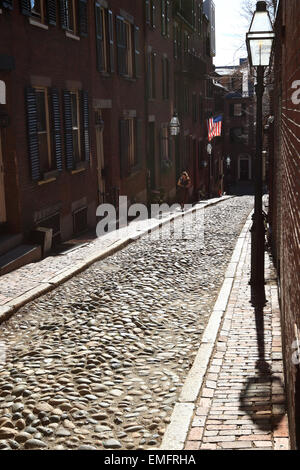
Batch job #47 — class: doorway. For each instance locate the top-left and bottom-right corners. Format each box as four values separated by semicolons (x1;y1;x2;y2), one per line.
95;109;106;205
0;130;6;224
239;155;252;181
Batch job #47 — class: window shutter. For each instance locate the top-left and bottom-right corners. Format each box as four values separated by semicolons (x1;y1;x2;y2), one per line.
63;90;74;170
108;10;114;73
145;0;150;25
95;2;104;72
161;0;166;36
119;119;129;178
50;88;63;172
134;26;141;79
136;119;143;167
25;87;41;181
152;1;156;28
81;90;90;162
2;0;13;10
78;0;88;37
162;58;165;100
152;52;156;99
46;0;57;25
20;0;31;15
116;16;126;76
166;0;170;36
59;0;67;30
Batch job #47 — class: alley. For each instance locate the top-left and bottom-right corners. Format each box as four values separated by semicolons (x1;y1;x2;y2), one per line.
0;197;253;450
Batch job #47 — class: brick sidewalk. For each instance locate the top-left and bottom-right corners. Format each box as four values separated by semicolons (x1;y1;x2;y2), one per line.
184;229;290;451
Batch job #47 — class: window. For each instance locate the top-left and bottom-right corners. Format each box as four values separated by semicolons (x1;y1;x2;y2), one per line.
146;0;156;28
184;85;190;114
161;0;170;37
119;117;142;177
25;86;63;181
95;4;108;72
65;0;76;32
70;91;81;162
161;126;170;161
116;17;137;78
125;21;133;77
173;22;181;60
230;103;242;117
184;31;190;54
60;0;88;36
35;87;52;173
197;2;202;35
30;0;44;21
162;57;170;100
147;51;156;99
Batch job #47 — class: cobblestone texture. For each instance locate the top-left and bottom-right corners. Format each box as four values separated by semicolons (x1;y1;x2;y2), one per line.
0;197;253;450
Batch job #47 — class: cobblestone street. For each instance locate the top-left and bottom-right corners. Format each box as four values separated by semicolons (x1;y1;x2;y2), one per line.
0;197;253;450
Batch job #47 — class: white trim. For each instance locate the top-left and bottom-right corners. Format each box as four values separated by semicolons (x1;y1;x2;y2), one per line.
65;31;80;41
29;18;49;30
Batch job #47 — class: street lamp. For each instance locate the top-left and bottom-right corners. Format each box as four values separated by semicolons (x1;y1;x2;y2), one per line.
246;1;274;291
169;112;180;136
226;156;231;168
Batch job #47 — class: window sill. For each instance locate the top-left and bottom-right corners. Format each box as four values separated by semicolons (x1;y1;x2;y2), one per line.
38;177;57;186
65;31;80;41
29;18;49;30
71;161;88;175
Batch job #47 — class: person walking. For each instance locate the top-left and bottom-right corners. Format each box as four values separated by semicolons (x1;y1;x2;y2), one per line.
177;171;191;210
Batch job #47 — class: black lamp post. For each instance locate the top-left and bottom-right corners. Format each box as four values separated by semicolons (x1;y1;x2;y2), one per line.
246;1;274;291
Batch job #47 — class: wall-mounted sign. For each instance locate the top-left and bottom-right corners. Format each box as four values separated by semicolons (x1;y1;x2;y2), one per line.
0;80;5;105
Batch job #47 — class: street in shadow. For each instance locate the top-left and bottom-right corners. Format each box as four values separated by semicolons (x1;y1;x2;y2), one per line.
239;285;286;432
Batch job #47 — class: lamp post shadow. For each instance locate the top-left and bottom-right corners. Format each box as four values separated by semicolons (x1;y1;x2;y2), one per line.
239;285;286;432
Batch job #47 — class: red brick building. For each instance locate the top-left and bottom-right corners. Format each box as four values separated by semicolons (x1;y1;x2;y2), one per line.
269;0;300;449
0;0;219;271
0;0;146;248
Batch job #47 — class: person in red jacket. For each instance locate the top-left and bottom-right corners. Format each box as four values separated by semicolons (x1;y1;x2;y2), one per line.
177;171;192;210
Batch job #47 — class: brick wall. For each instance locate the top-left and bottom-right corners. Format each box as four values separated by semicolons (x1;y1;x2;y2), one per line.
270;0;300;449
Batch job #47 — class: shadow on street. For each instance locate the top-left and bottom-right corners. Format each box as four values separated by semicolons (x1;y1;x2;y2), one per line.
239;285;286;432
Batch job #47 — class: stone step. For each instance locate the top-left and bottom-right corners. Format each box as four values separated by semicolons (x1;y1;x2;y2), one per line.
0;244;42;276
0;233;23;256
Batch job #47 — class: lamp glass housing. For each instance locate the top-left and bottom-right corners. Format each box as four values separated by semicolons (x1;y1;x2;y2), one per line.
169;114;180;136
246;5;274;67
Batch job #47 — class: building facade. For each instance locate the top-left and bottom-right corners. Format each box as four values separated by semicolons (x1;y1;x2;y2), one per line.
269;0;300;449
0;0;219;268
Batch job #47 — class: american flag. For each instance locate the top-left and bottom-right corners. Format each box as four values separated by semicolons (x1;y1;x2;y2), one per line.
208;115;223;141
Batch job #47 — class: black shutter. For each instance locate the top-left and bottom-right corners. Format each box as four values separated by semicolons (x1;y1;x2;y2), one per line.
2;0;13;10
46;0;57;26
119;119;129;178
95;2;104;72
50;88;63;172
81;90;90;162
25;87;41;181
166;0;170;36
63;90;74;170
59;0;67;29
145;0;150;25
116;16;126;76
108;10;114;73
20;0;31;15
78;0;88;37
134;26;141;79
136;119;143;167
